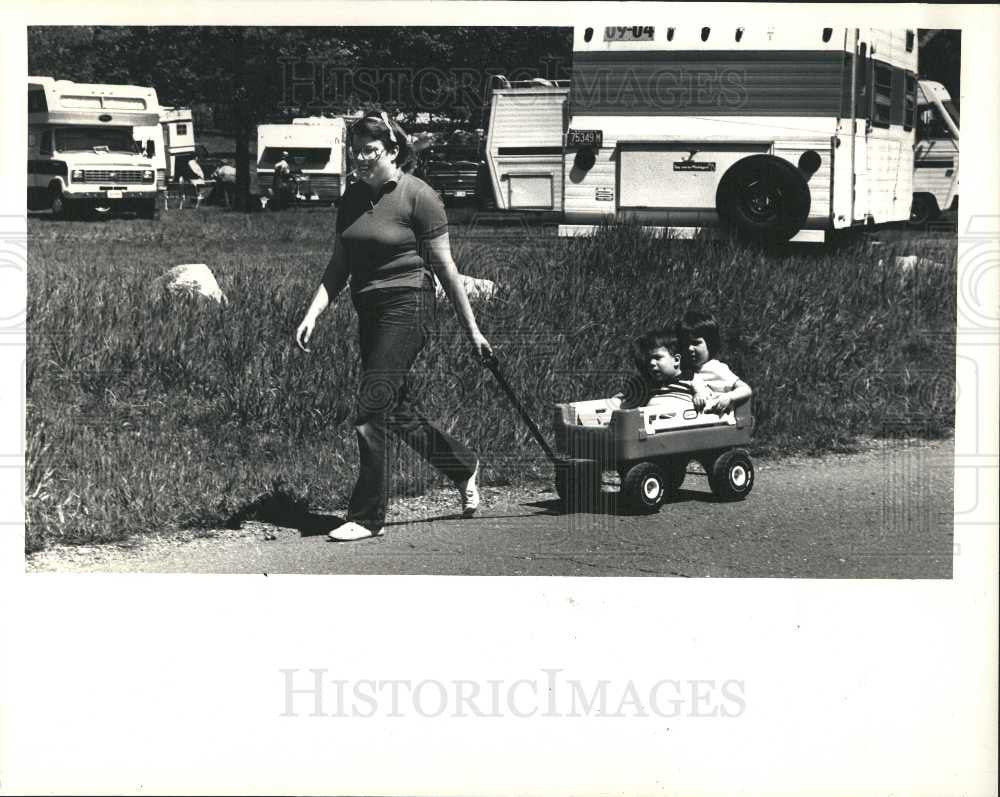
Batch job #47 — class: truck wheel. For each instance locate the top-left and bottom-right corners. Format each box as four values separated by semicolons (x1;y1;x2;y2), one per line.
621;462;667;514
50;190;75;220
908;194;939;226
716;155;811;243
138;199;159;221
708;449;755;500
554;459;601;512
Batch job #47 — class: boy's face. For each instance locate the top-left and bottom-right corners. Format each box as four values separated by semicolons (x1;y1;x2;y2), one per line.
687;336;711;368
647;347;682;382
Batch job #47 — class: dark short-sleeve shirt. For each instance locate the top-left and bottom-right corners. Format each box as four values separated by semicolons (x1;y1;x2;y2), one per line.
330;173;448;295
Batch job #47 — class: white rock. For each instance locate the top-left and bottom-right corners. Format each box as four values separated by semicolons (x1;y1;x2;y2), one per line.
435;275;497;302
159;263;228;304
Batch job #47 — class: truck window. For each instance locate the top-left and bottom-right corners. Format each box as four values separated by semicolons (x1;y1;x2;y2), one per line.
54;126;138;153
40;130;53;155
917;105;955;140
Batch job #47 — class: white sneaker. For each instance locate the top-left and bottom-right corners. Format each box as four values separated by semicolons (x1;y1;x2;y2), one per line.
457;461;481;517
327;521;384;542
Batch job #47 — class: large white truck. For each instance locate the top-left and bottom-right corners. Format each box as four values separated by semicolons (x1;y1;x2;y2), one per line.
560;25;920;243
483;77;569;212
133;106;198;190
911;79;959;224
28;76;160;220
255;116;348;204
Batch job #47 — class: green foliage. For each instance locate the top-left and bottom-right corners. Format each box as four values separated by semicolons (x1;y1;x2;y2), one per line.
25;212;956;552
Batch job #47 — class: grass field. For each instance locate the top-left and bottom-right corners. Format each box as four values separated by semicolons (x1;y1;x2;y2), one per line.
25;208;957;552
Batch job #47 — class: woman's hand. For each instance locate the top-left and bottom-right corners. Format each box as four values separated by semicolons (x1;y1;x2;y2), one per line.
295;316;316;353
470;330;493;362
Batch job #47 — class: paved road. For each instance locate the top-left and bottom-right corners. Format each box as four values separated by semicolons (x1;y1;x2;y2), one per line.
27;439;954;578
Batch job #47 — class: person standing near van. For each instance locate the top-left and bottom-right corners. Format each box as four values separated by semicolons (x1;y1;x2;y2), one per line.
295;111;492;542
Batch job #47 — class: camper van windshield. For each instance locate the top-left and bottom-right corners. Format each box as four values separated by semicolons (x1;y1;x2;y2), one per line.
54;127;137;153
943;100;959;130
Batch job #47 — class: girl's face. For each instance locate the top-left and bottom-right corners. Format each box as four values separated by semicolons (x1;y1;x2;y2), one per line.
350;134;398;187
687;336;711;368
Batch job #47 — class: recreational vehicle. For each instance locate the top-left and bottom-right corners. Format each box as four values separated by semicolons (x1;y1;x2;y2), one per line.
483;77;569;213
911;79;959;224
255;116;348;204
561;26;920;242
134;106;199;190
28;76;160;219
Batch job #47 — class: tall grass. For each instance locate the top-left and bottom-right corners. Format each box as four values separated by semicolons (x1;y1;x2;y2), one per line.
25;210;956;551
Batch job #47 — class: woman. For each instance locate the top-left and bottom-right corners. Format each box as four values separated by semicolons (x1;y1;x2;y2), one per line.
296;111;492;542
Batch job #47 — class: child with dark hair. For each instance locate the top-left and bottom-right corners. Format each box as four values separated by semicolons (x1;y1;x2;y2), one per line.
675;309;752;415
615;329;702;410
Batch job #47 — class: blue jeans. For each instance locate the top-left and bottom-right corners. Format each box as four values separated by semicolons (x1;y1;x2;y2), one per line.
347;286;478;530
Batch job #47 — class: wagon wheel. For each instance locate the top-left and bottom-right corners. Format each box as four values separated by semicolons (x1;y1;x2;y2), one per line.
621;461;668;514
707;449;755;501
716;155;811;243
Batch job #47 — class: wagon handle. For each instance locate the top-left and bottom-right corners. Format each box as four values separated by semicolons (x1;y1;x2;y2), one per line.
481;353;559;465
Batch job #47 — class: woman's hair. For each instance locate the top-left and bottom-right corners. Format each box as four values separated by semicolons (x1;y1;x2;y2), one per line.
676;309;721;357
630;328;680;372
348;110;416;173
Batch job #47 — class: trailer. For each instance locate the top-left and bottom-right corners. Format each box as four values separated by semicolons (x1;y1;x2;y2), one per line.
28;76;160;219
133;107;198;191
255;116;348;204
483;77;569;213
560;25;920;243
911;79;959;224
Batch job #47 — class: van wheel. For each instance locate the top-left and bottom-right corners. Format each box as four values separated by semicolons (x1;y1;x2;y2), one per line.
716;155;811;243
621;462;667;514
50;190;75;220
908;194;939;226
138;199;159;221
708;449;755;501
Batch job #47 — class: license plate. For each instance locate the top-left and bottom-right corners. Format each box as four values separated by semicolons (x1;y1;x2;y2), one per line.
453;190;467;197
567;129;603;148
673;162;716;172
604;26;655;42
106;190;123;199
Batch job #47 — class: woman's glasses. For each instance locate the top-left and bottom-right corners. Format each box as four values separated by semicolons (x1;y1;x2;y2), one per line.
352;145;386;162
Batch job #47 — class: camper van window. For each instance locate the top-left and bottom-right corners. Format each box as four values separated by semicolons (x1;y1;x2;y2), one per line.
177;123;188;136
904;75;916;132
260;147;332;170
54;127;137;153
872;63;892;128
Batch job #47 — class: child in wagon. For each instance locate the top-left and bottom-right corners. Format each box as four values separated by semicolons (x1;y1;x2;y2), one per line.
675;309;753;415
614;329;702;411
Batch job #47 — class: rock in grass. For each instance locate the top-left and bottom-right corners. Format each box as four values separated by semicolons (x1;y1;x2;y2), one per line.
158;263;228;304
435;274;497;303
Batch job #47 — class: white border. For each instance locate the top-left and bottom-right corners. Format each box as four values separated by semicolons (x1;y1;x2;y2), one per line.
2;4;997;796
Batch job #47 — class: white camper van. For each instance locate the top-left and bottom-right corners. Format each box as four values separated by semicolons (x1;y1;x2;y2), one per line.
911;79;959;224
483;77;569;212
255;116;348;204
134;107;198;191
28;76;159;219
561;26;920;242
